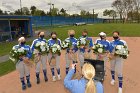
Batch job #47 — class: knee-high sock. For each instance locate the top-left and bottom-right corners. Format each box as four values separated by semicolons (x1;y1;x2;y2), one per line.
111;71;115;80
51;68;55;76
57;68;60;75
36;72;40;79
20;77;25;85
43;69;47;78
74;65;76;73
66;67;69;74
118;77;123;88
26;75;30;83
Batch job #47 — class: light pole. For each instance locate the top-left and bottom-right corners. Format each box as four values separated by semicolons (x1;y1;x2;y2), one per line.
52;4;54;9
51;4;54;26
48;3;54;27
20;0;22;15
93;9;95;23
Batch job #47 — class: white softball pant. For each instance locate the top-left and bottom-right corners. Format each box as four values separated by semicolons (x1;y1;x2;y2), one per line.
65;52;77;68
16;61;30;78
35;55;47;73
78;51;92;67
47;53;60;69
78;51;85;67
110;56;123;77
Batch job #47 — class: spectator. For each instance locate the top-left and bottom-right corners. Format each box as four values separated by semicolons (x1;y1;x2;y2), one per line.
64;63;104;93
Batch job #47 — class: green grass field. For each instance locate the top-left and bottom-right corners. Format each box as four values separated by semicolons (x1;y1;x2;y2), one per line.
0;23;140;76
0;42;17;56
35;23;140;40
0;60;15;76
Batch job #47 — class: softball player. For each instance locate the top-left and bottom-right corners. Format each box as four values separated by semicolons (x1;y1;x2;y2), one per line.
95;32;110;71
109;31;128;93
48;32;61;81
65;30;78;74
31;32;48;84
14;37;32;90
78;30;93;67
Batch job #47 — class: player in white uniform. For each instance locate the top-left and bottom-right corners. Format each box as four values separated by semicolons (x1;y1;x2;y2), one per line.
95;32;110;71
14;37;32;90
48;32;61;81
64;30;78;74
31;32;48;84
109;31;128;93
78;30;94;67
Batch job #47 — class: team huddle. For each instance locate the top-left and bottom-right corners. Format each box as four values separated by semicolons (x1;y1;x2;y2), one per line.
9;29;129;93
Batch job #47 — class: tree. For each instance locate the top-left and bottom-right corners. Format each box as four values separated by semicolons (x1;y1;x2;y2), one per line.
30;6;37;15
0;9;3;15
80;10;94;18
112;0;124;20
22;7;30;15
34;9;42;16
14;7;30;15
71;14;80;17
112;0;136;23
60;8;67;16
80;10;87;17
9;12;14;15
103;9;117;19
110;10;117;19
14;9;22;15
94;14;98;18
3;11;8;15
40;10;46;16
86;11;90;18
133;0;140;22
122;0;134;22
51;8;59;16
60;8;65;14
103;9;110;16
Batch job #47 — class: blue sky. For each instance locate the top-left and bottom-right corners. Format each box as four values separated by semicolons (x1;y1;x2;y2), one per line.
0;0;115;17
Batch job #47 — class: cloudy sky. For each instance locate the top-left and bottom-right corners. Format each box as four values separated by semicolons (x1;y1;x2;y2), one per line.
0;0;115;17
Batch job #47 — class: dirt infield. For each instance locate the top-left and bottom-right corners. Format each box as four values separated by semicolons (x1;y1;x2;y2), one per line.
0;37;140;93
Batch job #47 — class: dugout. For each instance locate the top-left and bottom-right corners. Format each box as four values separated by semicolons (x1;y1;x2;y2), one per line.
0;16;33;42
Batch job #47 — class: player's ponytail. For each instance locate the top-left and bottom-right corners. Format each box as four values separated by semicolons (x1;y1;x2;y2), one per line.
85;77;96;93
82;63;96;93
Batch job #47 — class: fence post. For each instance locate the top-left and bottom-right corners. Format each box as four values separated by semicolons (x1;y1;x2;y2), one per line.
8;19;12;41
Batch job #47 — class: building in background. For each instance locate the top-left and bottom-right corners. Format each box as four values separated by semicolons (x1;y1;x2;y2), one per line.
0;16;33;42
